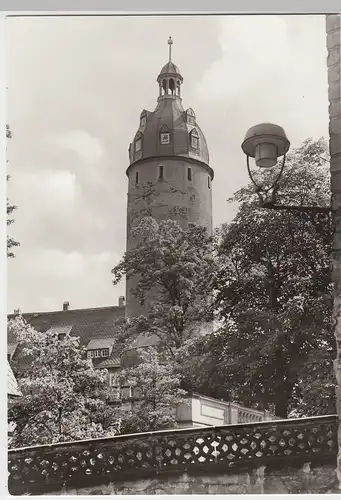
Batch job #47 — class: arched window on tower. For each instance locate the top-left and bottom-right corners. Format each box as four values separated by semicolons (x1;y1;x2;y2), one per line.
176;80;181;96
162;79;167;96
168;78;175;95
186;108;196;125
140;110;147;128
159;125;171;145
135;133;143;153
190;128;200;149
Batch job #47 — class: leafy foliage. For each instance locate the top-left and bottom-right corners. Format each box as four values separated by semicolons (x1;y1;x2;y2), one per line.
6;124;19;258
112;217;217;355
118;347;187;434
8;316;121;447
207;137;335;418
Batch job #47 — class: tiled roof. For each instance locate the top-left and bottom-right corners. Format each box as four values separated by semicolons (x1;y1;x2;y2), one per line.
86;337;115;350
8;306;126;372
8;306;125;346
45;325;73;336
96;356;121;369
8;362;21;398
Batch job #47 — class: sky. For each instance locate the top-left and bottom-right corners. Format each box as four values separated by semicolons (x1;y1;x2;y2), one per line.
6;14;329;314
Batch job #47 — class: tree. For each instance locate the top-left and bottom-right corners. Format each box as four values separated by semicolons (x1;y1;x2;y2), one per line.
112;217;217;356
8;316;121;447
118;347;187;434
205;138;334;418
6;124;19;258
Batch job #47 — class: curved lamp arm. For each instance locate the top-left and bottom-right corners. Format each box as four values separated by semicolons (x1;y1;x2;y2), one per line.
246;154;286;205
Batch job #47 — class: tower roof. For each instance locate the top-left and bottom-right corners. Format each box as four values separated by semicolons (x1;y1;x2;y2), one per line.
158;61;182;79
128;37;211;172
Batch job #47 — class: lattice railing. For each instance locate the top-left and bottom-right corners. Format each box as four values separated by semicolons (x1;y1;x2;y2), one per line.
8;415;337;495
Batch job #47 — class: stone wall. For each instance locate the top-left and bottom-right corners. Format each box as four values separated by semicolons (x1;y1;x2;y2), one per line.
326;12;341;485
48;463;339;495
125;156;213;320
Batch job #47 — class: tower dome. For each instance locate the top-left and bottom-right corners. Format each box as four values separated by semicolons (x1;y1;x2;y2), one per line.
127;36;212;176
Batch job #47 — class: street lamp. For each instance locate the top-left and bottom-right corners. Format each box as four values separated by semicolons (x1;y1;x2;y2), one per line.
241;122;331;214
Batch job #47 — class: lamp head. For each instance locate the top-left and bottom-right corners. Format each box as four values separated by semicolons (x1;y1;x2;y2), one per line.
241;123;290;168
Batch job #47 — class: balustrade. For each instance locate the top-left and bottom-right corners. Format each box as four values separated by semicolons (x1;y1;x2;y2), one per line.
8;414;337;495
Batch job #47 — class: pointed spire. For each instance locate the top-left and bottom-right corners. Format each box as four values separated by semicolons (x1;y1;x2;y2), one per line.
168;36;173;62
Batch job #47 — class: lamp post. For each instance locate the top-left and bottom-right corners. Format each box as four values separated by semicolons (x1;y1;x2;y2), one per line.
241;121;340;481
241;122;331;214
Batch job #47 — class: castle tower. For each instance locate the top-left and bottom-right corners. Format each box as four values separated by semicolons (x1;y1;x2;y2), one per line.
125;37;214;321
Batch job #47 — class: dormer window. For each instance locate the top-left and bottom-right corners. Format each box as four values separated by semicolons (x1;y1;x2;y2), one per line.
186;108;196;125
87;348;110;359
190;128;199;149
160;125;171;145
86;338;114;360
160;132;170;145
135;137;142;152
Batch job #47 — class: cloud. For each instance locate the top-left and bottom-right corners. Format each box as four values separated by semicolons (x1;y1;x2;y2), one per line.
50;130;104;165
9;168;80;217
196;16;289;102
7;248;124;312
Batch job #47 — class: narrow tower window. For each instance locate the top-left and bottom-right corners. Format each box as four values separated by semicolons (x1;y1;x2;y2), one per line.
208;176;211;188
187;167;192;181
135;171;139;184
168;78;175;95
159;165;164;179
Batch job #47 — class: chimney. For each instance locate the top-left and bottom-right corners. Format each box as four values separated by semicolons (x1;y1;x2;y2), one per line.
118;296;125;307
13;308;21;315
63;301;70;311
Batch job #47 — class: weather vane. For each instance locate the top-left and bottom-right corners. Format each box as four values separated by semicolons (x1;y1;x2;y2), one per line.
168;36;173;62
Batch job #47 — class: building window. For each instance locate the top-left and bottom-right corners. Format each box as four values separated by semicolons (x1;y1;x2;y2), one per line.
159;165;164;179
160;132;170;145
190;129;199;149
186;108;196;125
140;116;146;127
208;176;211;188
121;386;132;399
187;167;192;181
135;171;139;184
58;333;66;341
87;348;109;359
135;138;142;152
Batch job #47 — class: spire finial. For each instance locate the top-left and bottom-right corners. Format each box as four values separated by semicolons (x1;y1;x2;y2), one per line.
168;36;173;62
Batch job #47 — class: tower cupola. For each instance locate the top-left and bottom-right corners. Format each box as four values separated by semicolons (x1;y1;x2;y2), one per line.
157;36;183;99
128;37;211;171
